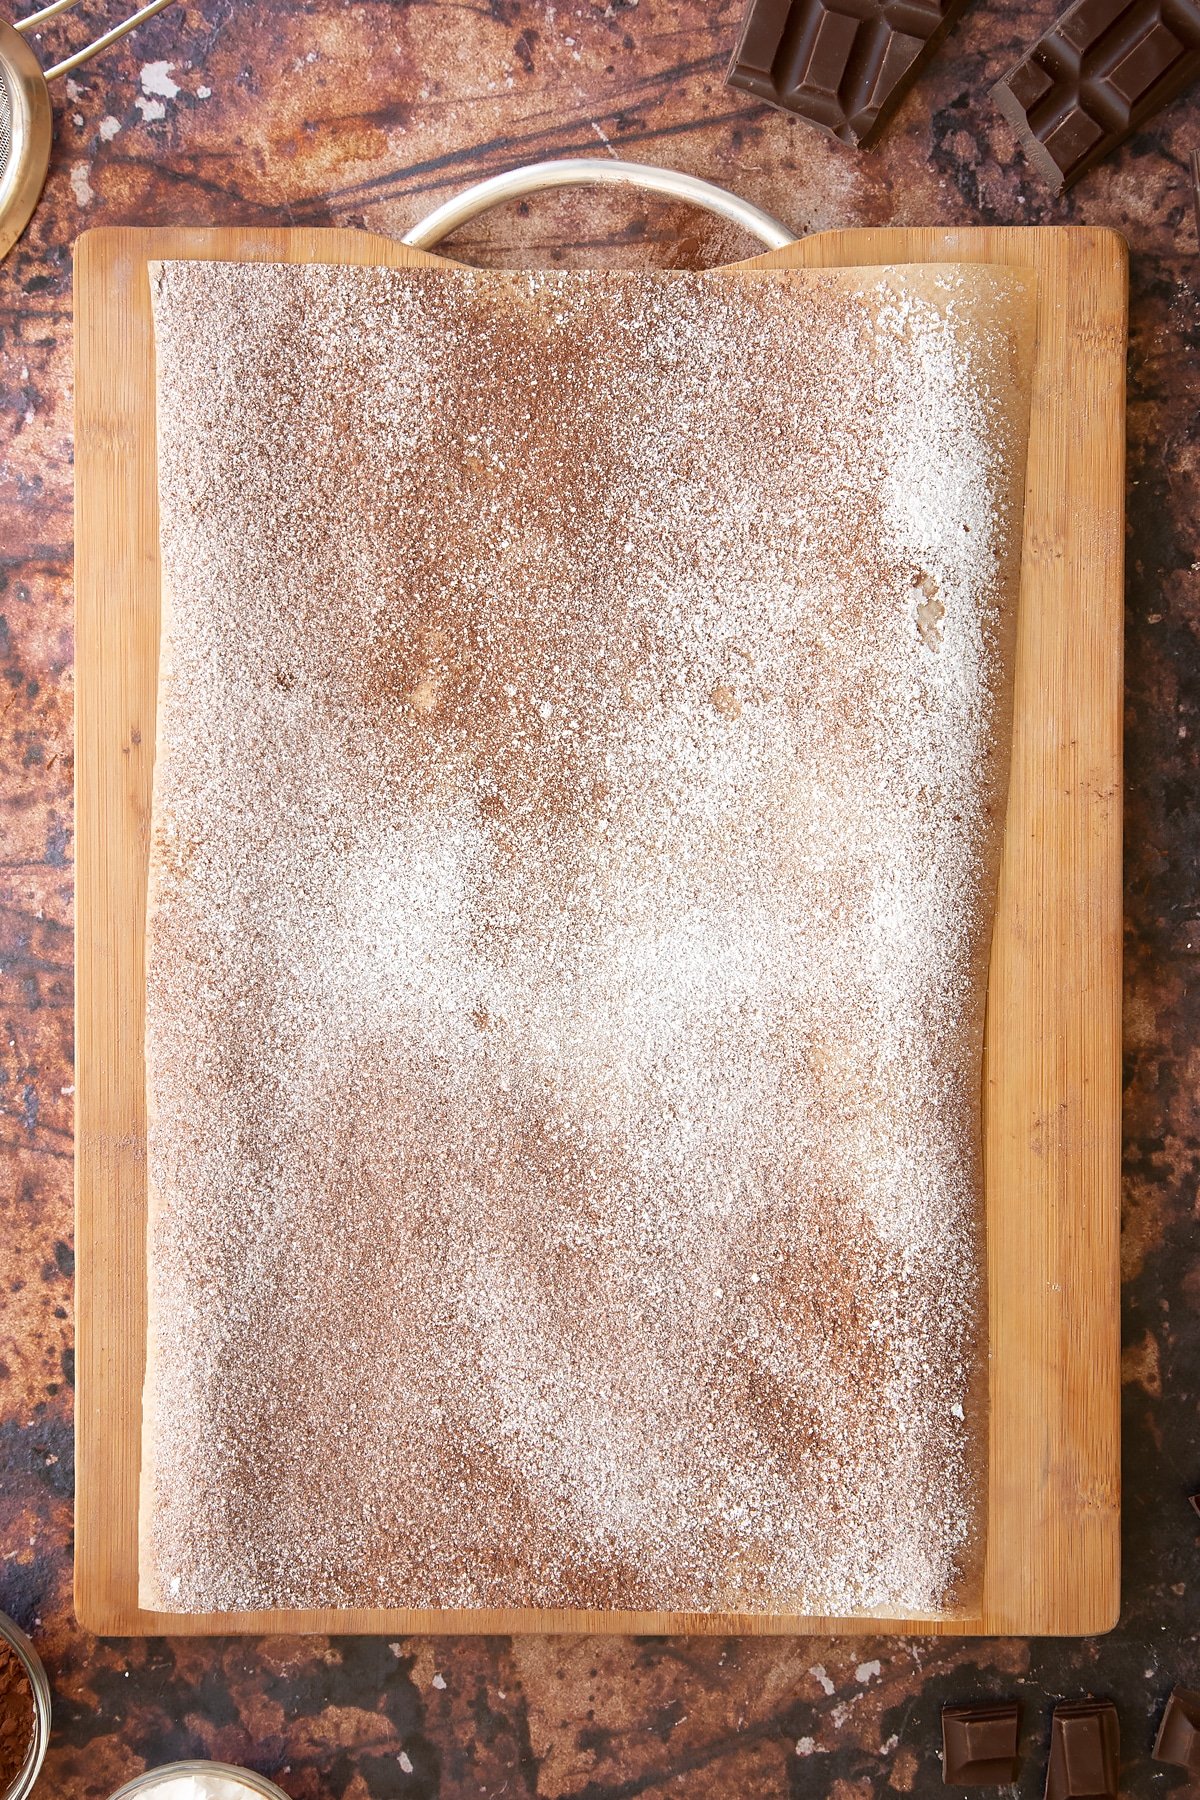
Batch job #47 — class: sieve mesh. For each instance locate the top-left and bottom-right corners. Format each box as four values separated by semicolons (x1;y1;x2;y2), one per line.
0;62;11;181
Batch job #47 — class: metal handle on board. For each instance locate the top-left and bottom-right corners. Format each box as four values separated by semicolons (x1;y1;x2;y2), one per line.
401;157;796;254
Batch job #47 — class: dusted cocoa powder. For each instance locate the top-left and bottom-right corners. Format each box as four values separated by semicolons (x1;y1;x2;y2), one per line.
0;1639;34;1793
143;261;1034;1617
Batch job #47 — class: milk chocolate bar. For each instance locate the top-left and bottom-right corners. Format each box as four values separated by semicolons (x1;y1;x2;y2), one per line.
1153;1688;1200;1772
725;0;972;145
941;1701;1020;1784
1045;1701;1119;1800
992;0;1200;191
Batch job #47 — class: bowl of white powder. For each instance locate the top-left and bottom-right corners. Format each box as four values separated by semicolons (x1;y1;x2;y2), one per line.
108;1764;292;1800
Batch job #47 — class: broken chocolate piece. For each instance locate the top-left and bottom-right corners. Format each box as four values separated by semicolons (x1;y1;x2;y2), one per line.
1045;1701;1119;1800
1191;151;1200;249
942;1701;1020;1784
1189;1490;1200;1516
725;0;972;146
1153;1688;1200;1771
991;0;1200;192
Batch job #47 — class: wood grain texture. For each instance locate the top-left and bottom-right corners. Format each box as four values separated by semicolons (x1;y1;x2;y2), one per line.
74;221;1125;1639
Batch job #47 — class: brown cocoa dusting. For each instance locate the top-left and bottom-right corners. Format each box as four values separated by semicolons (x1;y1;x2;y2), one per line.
143;262;1032;1616
0;1640;35;1793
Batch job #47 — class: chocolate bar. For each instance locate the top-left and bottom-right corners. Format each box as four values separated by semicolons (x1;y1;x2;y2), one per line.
941;1702;1020;1784
1153;1688;1200;1771
992;0;1200;192
725;0;972;146
1045;1701;1119;1800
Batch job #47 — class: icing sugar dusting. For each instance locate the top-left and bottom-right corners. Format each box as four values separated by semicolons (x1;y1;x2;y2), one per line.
142;262;1031;1616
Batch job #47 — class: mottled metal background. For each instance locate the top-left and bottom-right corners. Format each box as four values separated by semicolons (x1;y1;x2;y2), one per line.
0;0;1196;1792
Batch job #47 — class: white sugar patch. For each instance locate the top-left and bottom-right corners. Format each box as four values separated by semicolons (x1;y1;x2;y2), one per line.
140;60;180;98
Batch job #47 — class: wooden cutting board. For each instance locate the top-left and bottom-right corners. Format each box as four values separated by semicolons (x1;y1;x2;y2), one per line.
74;222;1126;1638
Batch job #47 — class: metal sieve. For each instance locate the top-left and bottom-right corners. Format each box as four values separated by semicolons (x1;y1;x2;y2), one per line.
0;0;176;261
1;59;11;173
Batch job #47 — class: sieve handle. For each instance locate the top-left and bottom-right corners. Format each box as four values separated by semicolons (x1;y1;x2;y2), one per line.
401;158;796;254
14;0;178;81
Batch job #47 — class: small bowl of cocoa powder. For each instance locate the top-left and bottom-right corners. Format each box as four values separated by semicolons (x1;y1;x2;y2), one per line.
0;1613;49;1800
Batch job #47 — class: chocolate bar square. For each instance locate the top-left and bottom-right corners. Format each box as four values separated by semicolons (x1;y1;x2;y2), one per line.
726;0;973;146
1153;1688;1200;1772
942;1702;1020;1785
992;0;1200;190
1045;1700;1119;1800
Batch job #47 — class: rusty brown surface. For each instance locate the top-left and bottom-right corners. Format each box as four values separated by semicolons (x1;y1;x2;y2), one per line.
0;0;1197;1793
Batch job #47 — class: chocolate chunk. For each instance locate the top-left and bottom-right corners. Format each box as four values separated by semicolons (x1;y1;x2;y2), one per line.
1153;1688;1200;1771
1189;1490;1200;1516
725;0;973;146
991;0;1200;191
1191;151;1200;247
1045;1701;1119;1799
942;1701;1020;1784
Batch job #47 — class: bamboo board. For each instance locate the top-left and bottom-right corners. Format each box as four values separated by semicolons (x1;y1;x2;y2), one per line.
74;222;1126;1637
